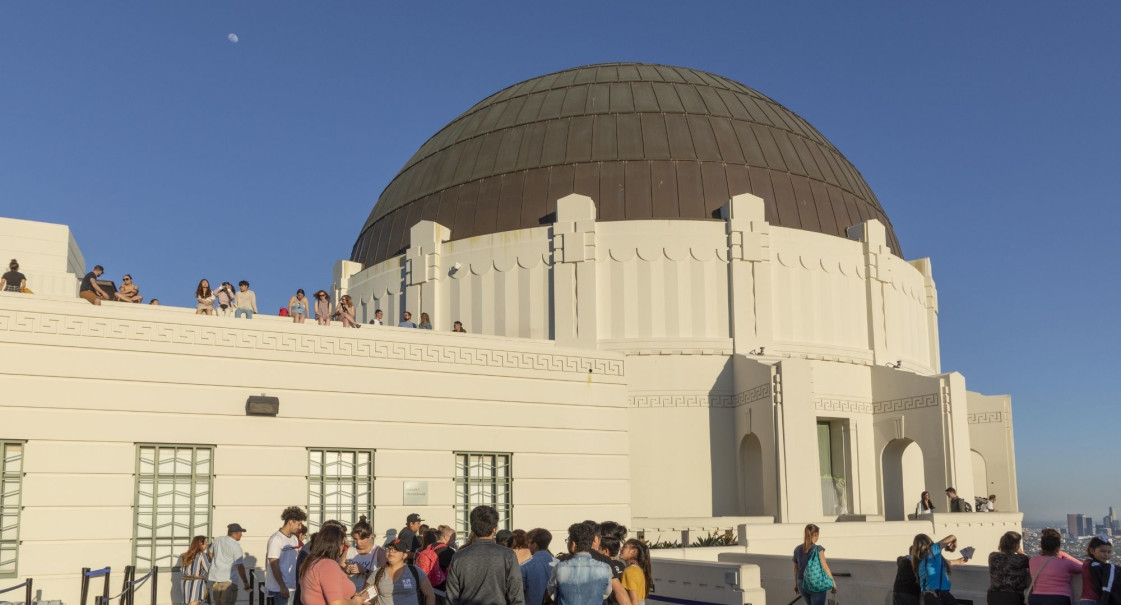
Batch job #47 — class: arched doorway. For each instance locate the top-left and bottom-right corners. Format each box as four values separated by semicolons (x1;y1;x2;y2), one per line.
739;434;765;516
972;449;988;501
881;439;925;521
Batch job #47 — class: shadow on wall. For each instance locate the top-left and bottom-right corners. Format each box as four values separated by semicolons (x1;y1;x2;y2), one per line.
709;358;738;516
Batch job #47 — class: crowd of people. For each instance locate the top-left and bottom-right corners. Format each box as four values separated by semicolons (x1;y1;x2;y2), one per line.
885;527;1115;605
794;519;1120;605
52;262;470;332
180;505;653;605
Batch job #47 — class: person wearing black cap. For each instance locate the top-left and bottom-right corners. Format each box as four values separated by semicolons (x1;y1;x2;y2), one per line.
207;523;250;605
398;513;424;558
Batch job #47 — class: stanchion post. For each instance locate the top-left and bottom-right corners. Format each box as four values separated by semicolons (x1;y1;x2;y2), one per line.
102;569;111;605
248;570;255;605
26;578;34;605
120;566;132;605
81;567;91;605
151;567;159;605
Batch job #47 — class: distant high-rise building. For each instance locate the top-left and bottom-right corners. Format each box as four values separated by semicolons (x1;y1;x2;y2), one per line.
1083;516;1095;536
1069;514;1083;536
1111;506;1118;519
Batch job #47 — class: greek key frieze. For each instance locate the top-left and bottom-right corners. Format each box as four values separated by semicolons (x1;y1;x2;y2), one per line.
0;310;623;377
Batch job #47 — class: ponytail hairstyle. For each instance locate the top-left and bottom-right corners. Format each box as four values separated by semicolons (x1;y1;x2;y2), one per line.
802;524;820;554
910;534;933;581
352;515;373;540
624;538;654;595
182;535;208;568
8;260;18;271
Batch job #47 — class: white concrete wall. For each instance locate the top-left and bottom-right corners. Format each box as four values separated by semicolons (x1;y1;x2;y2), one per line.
0;217;85;297
0;293;629;605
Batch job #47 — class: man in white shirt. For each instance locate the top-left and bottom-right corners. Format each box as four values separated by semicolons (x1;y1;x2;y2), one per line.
266;506;308;605
208;523;250;605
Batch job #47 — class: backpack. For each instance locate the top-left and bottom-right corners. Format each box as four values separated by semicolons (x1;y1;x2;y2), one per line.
424;546;447;587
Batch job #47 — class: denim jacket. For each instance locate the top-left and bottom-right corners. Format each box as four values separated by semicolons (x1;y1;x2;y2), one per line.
548;552;611;605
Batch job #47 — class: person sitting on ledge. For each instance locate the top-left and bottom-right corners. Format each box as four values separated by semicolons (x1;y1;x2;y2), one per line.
2;259;27;293
79;265;110;305
115;274;143;303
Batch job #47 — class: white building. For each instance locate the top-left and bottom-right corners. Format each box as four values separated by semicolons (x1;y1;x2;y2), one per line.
0;63;1020;605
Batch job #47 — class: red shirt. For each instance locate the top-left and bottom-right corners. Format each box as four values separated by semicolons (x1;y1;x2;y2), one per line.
300;559;355;605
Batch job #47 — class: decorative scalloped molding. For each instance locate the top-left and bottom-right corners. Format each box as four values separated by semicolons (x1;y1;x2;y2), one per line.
0;310;623;377
967;412;1004;424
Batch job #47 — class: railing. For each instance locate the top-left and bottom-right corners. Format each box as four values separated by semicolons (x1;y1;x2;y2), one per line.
81;566;157;605
0;578;33;605
80;568;111;605
247;569;272;605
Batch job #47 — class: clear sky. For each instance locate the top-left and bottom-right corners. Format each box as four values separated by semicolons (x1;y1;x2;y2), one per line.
2;2;1117;523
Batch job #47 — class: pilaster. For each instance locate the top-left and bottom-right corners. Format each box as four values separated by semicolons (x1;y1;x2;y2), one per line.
405;221;452;326
551;194;599;348
848;219;891;366
722;193;772;355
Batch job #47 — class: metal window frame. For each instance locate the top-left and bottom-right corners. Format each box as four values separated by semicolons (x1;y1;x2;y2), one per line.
0;440;25;578
306;448;375;531
453;451;513;537
132;443;214;571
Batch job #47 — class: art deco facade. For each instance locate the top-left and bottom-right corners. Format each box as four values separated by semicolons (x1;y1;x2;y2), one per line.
0;64;1019;605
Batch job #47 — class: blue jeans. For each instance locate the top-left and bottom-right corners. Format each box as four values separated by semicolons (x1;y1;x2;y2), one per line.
234;308;254;319
802;590;828;605
268;591;293;605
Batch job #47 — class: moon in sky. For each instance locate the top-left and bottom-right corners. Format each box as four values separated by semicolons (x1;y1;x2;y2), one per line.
227;33;239;43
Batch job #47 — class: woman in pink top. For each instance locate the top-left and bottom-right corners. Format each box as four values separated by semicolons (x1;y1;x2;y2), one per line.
1027;528;1083;605
299;524;365;605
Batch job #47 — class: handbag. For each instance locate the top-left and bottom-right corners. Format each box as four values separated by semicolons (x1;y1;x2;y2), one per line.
802;546;835;593
1026;556;1053;601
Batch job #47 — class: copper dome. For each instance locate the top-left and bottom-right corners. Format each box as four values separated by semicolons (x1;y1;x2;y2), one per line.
352;63;900;265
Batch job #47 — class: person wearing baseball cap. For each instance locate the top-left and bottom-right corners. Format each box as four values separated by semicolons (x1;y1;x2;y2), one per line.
365;539;435;605
397;513;424;558
208;523;250;605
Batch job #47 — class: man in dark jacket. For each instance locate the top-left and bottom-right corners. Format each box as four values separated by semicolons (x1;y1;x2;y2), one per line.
445;506;524;605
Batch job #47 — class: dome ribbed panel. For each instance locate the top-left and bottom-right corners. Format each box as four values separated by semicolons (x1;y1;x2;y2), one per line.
352;63;900;265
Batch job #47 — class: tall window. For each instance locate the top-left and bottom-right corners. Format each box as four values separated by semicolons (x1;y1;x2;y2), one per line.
454;452;512;537
307;449;373;531
816;421;851;515
133;445;213;570
0;441;24;577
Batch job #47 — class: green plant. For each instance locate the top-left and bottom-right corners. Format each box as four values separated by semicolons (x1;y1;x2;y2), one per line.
691;530;738;547
647;539;682;549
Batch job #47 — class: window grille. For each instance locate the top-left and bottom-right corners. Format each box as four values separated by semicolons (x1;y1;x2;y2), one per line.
454;452;512;537
0;441;24;577
307;449;374;531
133;444;213;570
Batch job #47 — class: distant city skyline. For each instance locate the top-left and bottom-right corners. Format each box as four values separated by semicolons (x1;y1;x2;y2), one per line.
1;2;1119;521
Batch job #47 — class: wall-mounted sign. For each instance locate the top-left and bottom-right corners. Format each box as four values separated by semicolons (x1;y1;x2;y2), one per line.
403;481;429;506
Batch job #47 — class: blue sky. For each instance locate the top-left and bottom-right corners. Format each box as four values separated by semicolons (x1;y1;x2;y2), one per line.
2;2;1117;523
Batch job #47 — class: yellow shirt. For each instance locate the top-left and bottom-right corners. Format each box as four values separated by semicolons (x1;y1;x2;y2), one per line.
621;565;647;600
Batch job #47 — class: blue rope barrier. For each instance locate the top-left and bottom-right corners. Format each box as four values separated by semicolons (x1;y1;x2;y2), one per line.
0;580;29;595
84;567;111;578
99;570;154;602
